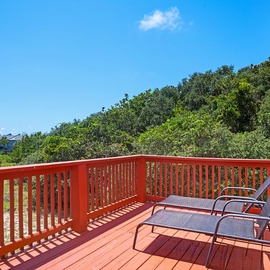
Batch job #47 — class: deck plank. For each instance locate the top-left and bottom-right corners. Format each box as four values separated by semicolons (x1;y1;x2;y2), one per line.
1;202;270;270
136;229;184;270
37;203;153;270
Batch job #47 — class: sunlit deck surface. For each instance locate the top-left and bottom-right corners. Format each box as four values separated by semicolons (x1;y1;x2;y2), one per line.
1;202;270;270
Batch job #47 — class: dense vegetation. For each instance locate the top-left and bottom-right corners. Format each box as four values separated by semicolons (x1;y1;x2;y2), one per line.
3;58;270;166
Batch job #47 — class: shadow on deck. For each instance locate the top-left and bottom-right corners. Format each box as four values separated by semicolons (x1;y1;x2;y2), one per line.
1;202;270;270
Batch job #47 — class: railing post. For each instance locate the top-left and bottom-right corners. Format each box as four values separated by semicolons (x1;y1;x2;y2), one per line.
0;179;4;249
71;163;88;232
137;156;147;202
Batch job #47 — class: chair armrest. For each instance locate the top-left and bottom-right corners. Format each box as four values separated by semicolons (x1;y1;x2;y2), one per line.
205;213;270;267
220;186;257;196
215;195;257;202
221;199;265;215
217;212;270;224
214;213;270;237
210;195;257;214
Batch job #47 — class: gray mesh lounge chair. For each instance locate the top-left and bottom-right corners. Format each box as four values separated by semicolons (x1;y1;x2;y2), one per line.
151;176;270;215
133;197;270;267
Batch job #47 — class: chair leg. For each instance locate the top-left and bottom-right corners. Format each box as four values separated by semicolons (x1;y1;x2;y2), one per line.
205;235;217;267
151;205;158;215
133;224;143;249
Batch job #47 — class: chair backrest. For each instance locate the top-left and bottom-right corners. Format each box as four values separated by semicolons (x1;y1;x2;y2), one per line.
257;196;270;239
251;176;270;200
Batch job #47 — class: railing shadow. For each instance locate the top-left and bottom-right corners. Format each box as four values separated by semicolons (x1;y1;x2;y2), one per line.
141;234;265;270
1;202;154;270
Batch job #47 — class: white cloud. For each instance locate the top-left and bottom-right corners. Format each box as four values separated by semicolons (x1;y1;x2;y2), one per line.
0;127;19;135
139;7;182;31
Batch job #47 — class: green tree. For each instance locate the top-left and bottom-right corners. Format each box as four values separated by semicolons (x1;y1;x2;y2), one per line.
9;132;46;164
258;90;270;138
178;66;235;111
137;86;179;131
216;79;257;133
7;57;270;165
0;136;9;153
41;136;77;162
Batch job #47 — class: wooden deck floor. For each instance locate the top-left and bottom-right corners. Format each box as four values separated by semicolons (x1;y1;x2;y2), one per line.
1;202;270;270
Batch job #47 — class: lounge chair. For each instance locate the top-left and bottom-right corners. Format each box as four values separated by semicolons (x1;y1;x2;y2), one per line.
151;176;270;215
133;197;270;267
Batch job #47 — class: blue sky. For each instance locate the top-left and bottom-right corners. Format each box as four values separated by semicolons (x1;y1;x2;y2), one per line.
1;0;269;135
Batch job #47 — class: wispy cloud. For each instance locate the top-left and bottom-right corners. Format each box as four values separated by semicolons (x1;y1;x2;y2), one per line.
139;7;182;31
0;127;19;135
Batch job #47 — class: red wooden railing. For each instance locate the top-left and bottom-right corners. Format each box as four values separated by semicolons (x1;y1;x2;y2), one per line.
1;155;270;257
144;156;270;201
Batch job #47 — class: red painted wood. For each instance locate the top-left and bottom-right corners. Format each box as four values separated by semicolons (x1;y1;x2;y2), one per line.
137;156;146;202
211;165;215;198
198;164;202;198
57;172;61;224
50;173;55;228
107;165;111;205
205;165;209;198
186;164;190;197
71;164;88;232
148;162;151;197
28;176;33;237
115;164;119;202
217;166;221;196
1;155;270;258
10;179;15;242
112;164;115;203
87;196;137;220
175;163;179;195
36;175;41;234
0;221;72;257
0;203;270;269
192;165;195;197
63;172;68;221
181;164;184;196
224;166;228;195
43;174;48;231
0;179;4;247
90;167;94;211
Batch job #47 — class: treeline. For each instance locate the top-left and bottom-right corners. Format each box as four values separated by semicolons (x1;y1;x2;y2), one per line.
5;57;270;165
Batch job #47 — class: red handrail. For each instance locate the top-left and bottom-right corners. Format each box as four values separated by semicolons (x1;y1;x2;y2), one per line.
143;155;270;201
1;155;270;257
0;156;140;257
